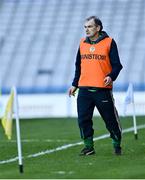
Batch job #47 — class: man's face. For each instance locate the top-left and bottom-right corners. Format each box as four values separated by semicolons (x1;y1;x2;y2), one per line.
84;19;100;38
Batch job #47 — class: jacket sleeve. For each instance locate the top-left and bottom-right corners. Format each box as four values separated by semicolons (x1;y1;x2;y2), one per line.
72;48;81;87
108;39;123;81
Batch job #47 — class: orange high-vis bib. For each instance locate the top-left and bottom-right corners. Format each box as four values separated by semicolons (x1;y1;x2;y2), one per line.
78;37;112;88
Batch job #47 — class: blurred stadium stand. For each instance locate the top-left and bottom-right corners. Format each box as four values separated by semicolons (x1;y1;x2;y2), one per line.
0;0;145;94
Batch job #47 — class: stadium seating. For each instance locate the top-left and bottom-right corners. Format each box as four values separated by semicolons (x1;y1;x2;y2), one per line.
0;0;145;93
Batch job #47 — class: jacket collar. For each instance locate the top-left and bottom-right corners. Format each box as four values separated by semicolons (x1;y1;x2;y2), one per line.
84;31;109;44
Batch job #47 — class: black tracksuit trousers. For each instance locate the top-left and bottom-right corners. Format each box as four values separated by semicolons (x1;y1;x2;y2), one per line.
77;88;122;142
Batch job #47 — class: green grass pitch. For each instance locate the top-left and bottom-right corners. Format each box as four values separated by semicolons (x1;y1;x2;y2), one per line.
0;116;145;179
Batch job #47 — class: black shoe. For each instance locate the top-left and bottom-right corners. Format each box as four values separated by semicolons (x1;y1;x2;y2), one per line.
114;146;122;155
79;147;95;156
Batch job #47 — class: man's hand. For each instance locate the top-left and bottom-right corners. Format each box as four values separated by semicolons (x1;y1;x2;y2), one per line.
104;76;112;86
68;86;77;97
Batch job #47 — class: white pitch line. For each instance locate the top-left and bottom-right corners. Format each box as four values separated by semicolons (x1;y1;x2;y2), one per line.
0;124;145;165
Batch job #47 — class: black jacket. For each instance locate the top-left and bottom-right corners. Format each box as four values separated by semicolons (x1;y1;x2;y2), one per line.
72;31;123;87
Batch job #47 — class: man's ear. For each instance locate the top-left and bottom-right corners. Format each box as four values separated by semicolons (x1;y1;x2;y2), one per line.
96;25;101;32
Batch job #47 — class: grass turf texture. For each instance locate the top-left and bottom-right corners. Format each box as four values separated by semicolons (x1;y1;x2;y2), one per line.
0;116;145;179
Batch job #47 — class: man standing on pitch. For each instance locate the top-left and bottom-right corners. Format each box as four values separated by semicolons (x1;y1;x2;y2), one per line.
69;16;123;156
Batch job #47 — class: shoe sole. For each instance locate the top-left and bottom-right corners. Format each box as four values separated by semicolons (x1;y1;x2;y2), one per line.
79;150;95;156
86;151;95;155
